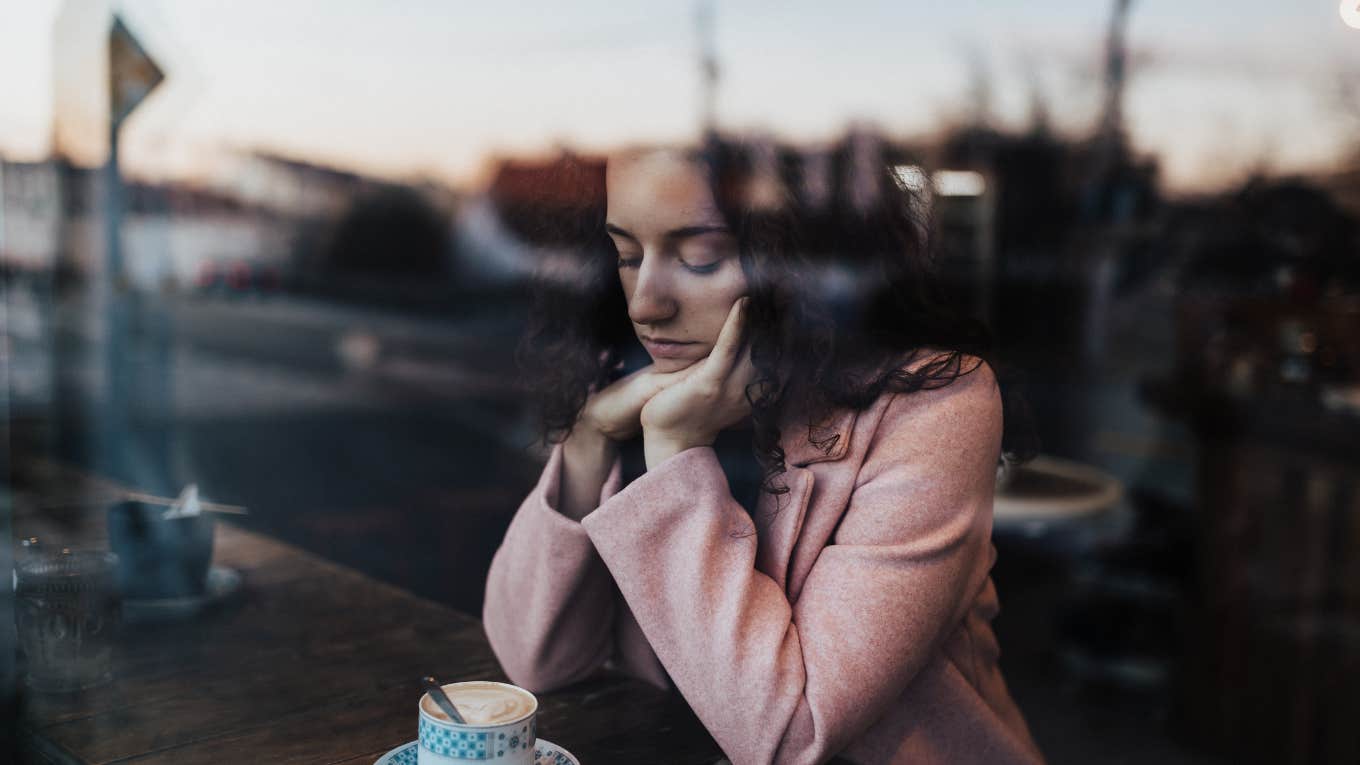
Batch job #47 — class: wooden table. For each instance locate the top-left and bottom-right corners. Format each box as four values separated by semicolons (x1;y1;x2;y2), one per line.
17;522;725;764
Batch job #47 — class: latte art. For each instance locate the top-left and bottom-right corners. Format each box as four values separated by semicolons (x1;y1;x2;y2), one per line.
423;681;536;725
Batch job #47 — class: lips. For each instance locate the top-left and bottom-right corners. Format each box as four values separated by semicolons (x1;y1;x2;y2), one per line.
641;337;697;359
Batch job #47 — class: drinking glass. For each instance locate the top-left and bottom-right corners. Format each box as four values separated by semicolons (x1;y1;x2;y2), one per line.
15;545;121;692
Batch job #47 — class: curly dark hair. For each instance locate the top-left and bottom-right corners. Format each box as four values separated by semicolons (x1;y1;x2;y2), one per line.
514;134;1029;496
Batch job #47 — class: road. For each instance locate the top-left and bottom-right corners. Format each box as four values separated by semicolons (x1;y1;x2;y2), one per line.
6;285;546;614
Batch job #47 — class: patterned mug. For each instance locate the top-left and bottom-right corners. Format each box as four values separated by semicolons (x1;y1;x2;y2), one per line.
418;681;537;765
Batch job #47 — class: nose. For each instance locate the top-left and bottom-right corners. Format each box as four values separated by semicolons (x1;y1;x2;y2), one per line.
627;255;678;326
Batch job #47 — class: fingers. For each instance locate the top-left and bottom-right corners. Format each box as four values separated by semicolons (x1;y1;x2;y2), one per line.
643;360;702;397
616;359;698;404
615;358;691;390
732;345;757;396
701;297;749;382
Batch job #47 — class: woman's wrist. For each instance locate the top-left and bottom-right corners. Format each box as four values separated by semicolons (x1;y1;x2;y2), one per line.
565;421;615;454
559;426;619;521
642;429;712;470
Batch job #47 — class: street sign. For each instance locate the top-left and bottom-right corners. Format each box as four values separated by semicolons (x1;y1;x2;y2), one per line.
109;14;163;126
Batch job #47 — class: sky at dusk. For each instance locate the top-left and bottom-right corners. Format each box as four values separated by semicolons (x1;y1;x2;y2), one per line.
2;0;1358;193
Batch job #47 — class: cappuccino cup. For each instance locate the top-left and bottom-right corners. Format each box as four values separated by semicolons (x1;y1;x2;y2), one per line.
418;681;537;765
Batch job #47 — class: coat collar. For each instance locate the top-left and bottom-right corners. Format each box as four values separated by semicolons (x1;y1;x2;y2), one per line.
779;406;858;467
756;405;857;595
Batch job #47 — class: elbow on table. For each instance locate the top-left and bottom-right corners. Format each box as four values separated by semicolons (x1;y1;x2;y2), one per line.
494;661;555;696
481;610;543;693
493;653;599;696
482;618;604;695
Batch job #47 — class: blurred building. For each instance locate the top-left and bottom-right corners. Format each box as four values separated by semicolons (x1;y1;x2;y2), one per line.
221;152;372;221
0;159;62;277
2;156;289;291
1312;160;1360;221
936;123;1160;363
1;151;460;297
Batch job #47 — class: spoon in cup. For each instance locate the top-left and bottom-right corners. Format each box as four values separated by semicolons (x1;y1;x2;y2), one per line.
421;676;467;724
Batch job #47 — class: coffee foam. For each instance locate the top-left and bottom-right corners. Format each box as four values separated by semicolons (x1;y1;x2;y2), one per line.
422;681;536;726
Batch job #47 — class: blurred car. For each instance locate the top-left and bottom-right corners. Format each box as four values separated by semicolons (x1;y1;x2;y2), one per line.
193;259;286;296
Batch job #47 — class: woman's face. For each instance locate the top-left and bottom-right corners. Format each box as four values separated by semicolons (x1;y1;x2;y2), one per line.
605;151;748;373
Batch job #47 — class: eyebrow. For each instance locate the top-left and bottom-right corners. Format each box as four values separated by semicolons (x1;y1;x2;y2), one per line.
605;223;731;242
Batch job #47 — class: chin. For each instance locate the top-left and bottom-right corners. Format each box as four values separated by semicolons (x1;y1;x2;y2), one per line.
650;357;698;374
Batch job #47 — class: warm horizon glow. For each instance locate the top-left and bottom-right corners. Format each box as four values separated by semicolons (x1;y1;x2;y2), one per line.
2;0;1358;194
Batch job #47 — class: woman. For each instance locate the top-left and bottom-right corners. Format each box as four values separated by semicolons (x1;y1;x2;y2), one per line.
483;138;1044;765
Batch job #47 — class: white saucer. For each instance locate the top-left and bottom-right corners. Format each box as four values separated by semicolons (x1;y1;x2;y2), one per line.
374;738;578;765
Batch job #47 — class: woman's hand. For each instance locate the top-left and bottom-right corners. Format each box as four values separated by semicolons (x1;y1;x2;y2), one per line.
579;361;703;444
640;298;755;468
558;360;702;521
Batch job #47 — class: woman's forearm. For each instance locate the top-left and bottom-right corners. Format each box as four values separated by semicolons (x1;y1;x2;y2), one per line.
558;427;618;521
483;440;619;692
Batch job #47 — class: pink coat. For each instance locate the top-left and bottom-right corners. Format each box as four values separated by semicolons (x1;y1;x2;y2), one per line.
483;362;1044;764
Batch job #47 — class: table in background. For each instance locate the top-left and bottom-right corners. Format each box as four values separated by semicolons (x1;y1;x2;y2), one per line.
17;522;724;764
1144;382;1360;765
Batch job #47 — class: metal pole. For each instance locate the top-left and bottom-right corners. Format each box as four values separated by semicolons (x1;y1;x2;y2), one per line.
0;155;15;761
0;158;7;254
105;119;123;296
696;0;718;138
100;116;129;482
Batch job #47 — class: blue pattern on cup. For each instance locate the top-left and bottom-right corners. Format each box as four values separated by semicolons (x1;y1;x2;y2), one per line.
419;717;492;760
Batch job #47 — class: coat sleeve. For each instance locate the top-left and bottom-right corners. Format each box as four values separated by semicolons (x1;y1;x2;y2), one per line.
482;441;626;693
579;367;1005;765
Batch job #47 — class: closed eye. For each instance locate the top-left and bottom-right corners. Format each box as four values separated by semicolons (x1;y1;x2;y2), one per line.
678;234;735;274
680;259;722;274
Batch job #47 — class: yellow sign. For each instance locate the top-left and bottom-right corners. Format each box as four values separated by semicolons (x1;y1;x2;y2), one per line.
108;15;163;125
